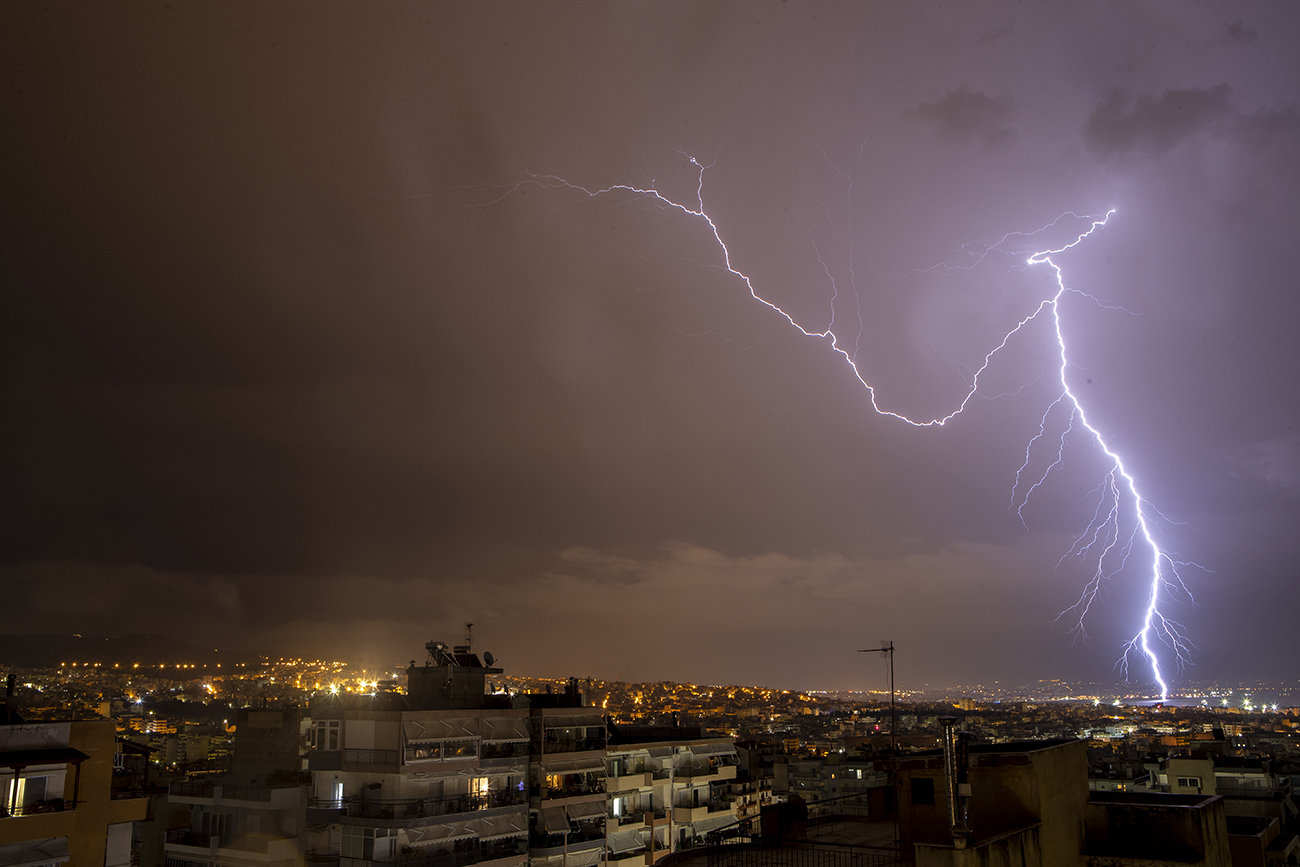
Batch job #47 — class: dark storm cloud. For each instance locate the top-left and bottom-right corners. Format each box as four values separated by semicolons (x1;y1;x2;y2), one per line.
1224;19;1257;44
2;561;241;626
1083;85;1236;156
908;87;1014;146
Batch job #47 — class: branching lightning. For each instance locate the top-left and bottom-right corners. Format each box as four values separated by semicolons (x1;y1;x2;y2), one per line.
463;154;1199;700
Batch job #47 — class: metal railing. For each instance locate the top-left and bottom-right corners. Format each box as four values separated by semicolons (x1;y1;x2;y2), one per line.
609;759;647;776
674;794;733;811
704;840;899;867
309;789;525;821
480;742;529;760
167;781;278;801
1;799;76;817
534;779;607;799
345;748;400;767
611;808;646;824
165;829;213;847
540;737;607;754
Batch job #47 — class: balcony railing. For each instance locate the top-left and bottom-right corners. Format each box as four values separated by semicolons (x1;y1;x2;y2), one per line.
344;748;400;768
611;809;646;824
309;789;525;822
609;759;647;776
165;829;214;847
480;742;529;761
676;760;738;778
168;781;277;802
1;799;76;817
673;796;732;813
539;737;606;755
530;823;606;852
532;779;606;800
339;837;526;867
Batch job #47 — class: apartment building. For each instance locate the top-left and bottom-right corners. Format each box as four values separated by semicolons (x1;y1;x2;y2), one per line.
302;641;605;867
0;717;148;867
161;707;309;867
604;725;739;867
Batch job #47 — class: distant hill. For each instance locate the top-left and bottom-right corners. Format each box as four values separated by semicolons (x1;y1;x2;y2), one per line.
0;634;254;668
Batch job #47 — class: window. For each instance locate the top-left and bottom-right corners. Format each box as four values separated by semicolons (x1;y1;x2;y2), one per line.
1177;776;1201;789
342;827;397;859
911;778;935;806
445;738;477;760
313;721;340;751
406;741;440;762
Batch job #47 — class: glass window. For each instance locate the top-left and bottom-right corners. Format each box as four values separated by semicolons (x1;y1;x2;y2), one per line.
314;721;341;751
445;739;478;760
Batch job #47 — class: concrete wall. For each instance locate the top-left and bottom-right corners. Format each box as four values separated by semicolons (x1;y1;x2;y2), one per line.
916;824;1041;867
1084;792;1230;867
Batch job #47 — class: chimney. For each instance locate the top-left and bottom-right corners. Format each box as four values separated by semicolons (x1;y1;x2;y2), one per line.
939;717;972;848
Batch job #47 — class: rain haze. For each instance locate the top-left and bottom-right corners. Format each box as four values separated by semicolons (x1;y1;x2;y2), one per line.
4;2;1298;693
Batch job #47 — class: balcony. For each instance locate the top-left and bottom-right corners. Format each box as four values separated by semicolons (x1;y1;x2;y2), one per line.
672;798;733;824
538;737;607;755
532;780;606;801
339;837;526;867
609;809;646;827
164;829;299;859
608;772;652;792
310;789;526;824
480;742;529;761
675;763;737;781
529;827;606;857
0;798;76;817
168;780;303;809
345;748;401;770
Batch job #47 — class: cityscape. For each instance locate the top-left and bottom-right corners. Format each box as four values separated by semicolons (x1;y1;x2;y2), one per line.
2;634;1298;867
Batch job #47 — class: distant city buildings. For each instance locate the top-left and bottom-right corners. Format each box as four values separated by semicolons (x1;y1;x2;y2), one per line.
2;644;1299;866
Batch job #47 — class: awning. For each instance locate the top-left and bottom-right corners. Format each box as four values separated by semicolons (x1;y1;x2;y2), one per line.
482;717;531;742
0;838;70;867
402;719;478;742
473;812;528;841
406;819;478;845
647;747;674;758
566;801;607;820
608;830;644;854
690;816;740;835
538;807;569;835
541;757;605;775
688;743;735;757
566;847;605;867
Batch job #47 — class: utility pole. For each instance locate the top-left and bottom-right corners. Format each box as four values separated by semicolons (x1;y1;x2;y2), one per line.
859;641;896;844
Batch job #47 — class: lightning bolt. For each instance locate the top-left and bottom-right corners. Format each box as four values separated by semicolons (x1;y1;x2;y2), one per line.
455;154;1199;700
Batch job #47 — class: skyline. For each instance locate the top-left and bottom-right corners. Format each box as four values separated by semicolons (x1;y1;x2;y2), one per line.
4;3;1299;692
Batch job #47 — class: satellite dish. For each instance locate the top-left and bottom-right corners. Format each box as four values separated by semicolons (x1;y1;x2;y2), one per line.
484;651;495;667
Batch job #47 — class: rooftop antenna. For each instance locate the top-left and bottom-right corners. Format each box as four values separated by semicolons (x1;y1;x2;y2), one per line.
860;640;897;846
465;623;474;651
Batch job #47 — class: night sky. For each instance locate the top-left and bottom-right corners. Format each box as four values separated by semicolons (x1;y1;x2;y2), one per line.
4;3;1298;692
